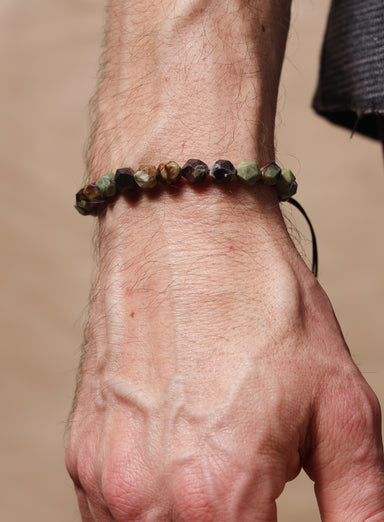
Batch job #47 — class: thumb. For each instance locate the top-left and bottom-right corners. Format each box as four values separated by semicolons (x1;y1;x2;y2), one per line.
304;375;384;521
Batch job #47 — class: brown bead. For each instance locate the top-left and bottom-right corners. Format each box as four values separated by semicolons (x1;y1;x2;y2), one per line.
134;165;158;188
210;159;236;184
83;183;105;202
75;187;102;215
180;159;209;183
261;162;281;186
157;161;182;185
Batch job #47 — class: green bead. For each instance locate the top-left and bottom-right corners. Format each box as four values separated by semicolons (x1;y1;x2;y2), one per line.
280;168;295;186
277;169;297;200
236;161;261;185
134;165;158;188
96;174;117;198
288;180;298;197
261;162;281;185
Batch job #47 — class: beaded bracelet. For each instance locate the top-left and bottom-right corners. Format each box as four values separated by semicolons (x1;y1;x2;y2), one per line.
75;159;318;276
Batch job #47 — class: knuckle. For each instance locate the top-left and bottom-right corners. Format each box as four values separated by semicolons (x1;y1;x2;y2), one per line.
76;448;99;497
365;388;382;423
171;458;238;521
346;384;381;435
172;466;214;521
65;433;89;490
100;461;152;519
64;436;76;477
328;377;383;461
65;447;78;485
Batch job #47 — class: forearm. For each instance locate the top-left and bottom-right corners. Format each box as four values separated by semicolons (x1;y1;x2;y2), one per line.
89;0;292;176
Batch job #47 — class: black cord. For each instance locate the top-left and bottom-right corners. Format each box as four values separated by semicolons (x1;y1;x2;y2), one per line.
286;197;318;277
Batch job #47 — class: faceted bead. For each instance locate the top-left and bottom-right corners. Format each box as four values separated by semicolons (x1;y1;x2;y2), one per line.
75;188;88;207
75;187;102;216
280;168;295;186
96;173;117;198
236;161;261;185
210;159;236;184
74;201;91;215
261;161;281;185
134;165;158;188
288;180;298;197
180;159;209;184
115;167;137;193
75;189;93;215
83;183;105;202
158;161;182;185
276;168;296;200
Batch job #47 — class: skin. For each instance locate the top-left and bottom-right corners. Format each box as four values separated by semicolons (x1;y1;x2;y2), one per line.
66;0;384;520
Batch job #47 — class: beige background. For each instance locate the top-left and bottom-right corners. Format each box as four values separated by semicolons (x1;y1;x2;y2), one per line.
1;0;383;520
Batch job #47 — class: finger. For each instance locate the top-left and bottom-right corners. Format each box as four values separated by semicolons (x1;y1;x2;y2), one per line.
170;456;287;522
305;377;384;521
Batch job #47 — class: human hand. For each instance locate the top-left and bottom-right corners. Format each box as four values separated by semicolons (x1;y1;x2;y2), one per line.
66;189;384;521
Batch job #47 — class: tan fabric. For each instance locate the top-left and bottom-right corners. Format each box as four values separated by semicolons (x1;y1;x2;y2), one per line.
0;0;383;520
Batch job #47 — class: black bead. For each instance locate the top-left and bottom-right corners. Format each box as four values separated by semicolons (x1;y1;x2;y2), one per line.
115;168;137;193
180;159;209;183
210;160;236;184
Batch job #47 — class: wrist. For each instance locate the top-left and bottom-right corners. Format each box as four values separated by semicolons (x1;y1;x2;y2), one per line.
95;183;307;303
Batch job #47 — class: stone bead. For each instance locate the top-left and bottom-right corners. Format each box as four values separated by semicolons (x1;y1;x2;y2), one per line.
83;183;105;202
75;186;103;216
75;189;93;215
280;168;295;186
134;165;158;188
180;159;209;184
210;159;236;184
158;161;182;185
261;161;281;185
288;180;298;197
236;161;261;185
278;184;297;201
115;167;137;193
74;202;92;215
96;173;117;198
276;168;296;200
